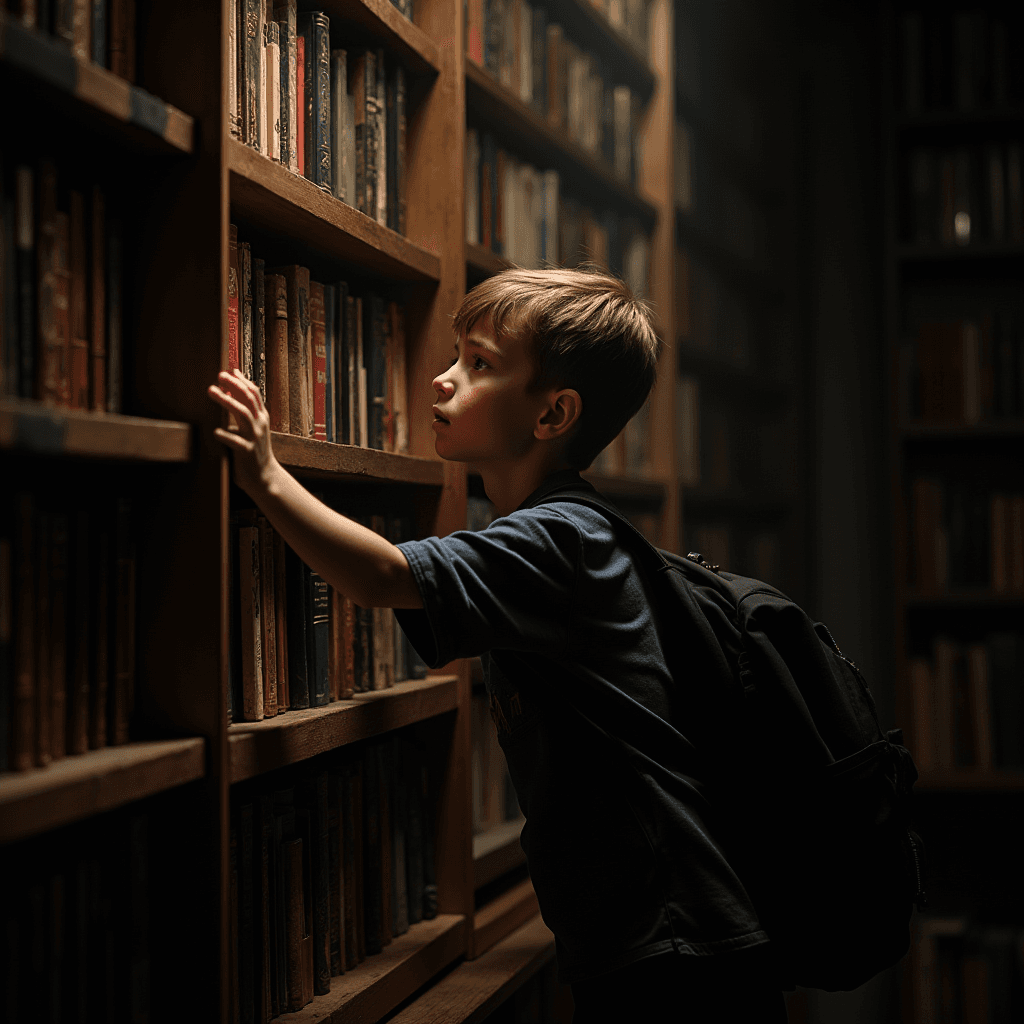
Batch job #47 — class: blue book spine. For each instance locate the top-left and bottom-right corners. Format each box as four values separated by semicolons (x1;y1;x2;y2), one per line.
323;284;335;443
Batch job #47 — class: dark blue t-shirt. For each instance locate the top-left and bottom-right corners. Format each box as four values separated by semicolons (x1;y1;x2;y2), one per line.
395;469;768;982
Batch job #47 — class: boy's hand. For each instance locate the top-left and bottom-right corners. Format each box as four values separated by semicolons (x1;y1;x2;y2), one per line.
207;370;279;498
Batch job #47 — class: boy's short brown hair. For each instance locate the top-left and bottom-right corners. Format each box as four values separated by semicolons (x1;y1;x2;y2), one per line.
452;266;661;471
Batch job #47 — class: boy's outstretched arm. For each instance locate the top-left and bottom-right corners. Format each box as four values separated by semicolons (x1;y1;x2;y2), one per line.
207;370;423;610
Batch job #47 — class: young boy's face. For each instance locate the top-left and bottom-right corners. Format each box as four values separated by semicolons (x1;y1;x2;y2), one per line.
431;315;555;465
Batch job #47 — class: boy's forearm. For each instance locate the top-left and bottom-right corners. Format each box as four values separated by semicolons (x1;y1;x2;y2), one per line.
254;459;423;610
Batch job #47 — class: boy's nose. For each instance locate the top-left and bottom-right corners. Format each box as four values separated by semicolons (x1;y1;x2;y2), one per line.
434;379;454;398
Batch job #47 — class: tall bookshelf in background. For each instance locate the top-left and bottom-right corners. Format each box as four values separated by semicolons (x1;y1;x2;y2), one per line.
884;4;1024;1021
672;0;807;606
0;0;676;1021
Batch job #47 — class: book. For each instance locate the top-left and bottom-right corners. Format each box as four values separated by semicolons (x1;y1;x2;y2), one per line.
375;48;387;226
330;49;349;205
240;241;253;380
89;184;106;412
309;566;330;707
299;11;331;192
309;280;327;441
284;543;311;710
275;0;298;171
258;515;279;718
265;271;290;431
34;510;52;767
67;510;90;757
253;256;266;402
228;225;240;373
324;283;336;443
274;527;290;711
238;513;265;721
266;264;312;437
349;50;368;216
105;216;122;412
266;20;281;162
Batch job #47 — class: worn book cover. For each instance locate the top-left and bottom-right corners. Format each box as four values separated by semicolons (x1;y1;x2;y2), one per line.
323;282;335;443
253;256;266;402
68;191;88;408
258;516;278;718
309;280;327;441
240;241;253;380
34;510;52;766
284;544;311;710
264;271;289;431
238;512;265;721
89;184;106;411
266;264;312;436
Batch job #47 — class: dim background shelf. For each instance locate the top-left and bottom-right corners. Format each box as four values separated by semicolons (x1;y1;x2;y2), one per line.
473;817;527;889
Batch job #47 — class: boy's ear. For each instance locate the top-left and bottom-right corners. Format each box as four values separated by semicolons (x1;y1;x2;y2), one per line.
536;389;582;440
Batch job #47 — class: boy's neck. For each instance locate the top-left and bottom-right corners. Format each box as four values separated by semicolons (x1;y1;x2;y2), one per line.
475;452;578;518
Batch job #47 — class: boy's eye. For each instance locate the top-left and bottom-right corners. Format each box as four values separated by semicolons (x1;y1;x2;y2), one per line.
448;354;489;370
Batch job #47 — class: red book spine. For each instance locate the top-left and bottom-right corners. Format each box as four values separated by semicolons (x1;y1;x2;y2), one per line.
296;33;306;179
310;281;327;441
228;225;241;371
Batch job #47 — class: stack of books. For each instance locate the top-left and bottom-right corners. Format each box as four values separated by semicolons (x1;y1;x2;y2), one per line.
230;0;409;234
228;507;426;724
0;160;124;411
229;733;437;1019
1;491;136;773
228;226;410;452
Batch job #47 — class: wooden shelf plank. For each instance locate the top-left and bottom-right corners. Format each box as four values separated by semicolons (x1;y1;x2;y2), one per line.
0;13;194;152
271;432;446;485
472;878;540;958
229;675;459;783
473;817;526;889
915;769;1024;793
0;738;206;843
0;398;192;461
228;139;441;282
315;0;441;77
278;914;466;1024
465;61;657;225
390;913;555;1024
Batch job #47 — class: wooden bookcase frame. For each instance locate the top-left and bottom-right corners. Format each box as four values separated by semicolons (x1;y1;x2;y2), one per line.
0;0;677;1017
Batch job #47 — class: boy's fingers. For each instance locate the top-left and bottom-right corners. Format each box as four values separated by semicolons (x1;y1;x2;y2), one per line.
214;427;252;451
210;387;254;425
226;369;264;413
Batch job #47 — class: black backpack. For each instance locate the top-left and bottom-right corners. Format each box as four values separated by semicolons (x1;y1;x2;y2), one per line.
536;483;927;993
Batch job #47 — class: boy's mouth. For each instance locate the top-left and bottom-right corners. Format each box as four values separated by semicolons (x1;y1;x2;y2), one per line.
432;406;450;424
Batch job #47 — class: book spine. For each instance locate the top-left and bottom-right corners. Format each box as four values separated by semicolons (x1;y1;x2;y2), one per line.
88;185;106;411
273;4;292;167
309;566;330;707
328;587;342;702
54;211;72;405
480;132;493;250
331;50;348;203
13;494;35;771
327;773;344;974
15;167;35;400
265;272;289;431
245;0;261;148
310;774;331;995
388;300;407;454
267;21;281;161
344;291;357;446
240;242;253;380
228;225;240;372
385;62;396;231
310;281;327;441
285;545;311;709
229;0;240;138
274;530;290;711
283;838;307;1011
106;216;122;412
238;518;265;721
296;14;313;179
365;50;378;221
277;265;311;436
67;191;88;408
323;283;335;443
239;802;255;1023
341;592;356;699
341;762;361;969
36;161;58;403
34;511;51;766
350;51;366;215
67;511;92;758
362;744;383;955
88;526;110;749
47;514;69;762
355;296;367;447
313;13;332;193
395;64;406;235
258;516;278;718
253;256;266;401
367;294;387;450
375;48;386;225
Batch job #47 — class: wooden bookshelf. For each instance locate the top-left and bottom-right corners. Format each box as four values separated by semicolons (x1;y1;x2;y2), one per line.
276;915;466;1024
465;60;658;224
228;674;460;783
390;913;556;1024
882;4;1024;1020
0;738;206;843
228;139;442;281
1;0;679;1016
0;398;192;460
0;12;195;153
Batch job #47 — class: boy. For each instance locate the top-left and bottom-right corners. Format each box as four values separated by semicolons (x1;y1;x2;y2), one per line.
208;267;788;1022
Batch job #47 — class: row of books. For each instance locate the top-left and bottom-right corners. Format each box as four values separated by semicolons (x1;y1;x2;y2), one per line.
676;249;754;370
675;119;769;269
910;478;1023;596
904;144;1024;249
229;508;426;724
0;491;136;773
913;916;1024;1023
229;735;437;1021
899;11;1017;115
464;130;651;284
0;161;124;409
901;316;1024;424
1;809;150;1023
467;0;643;186
909;633;1024;773
229;0;408;234
227;227;409;451
8;0;137;81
